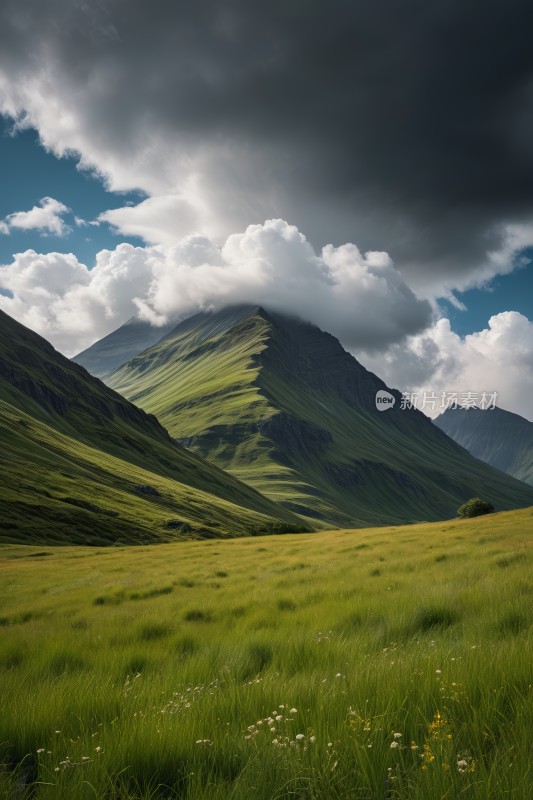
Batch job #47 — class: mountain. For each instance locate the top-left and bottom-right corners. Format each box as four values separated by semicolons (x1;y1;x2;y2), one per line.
102;305;533;527
73;316;177;379
0;309;307;545
434;405;533;486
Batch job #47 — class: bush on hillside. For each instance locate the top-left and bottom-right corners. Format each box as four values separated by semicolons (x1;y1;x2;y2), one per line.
457;497;494;518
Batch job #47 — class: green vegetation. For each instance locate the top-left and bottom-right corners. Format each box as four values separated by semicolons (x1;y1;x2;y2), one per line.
107;305;533;527
457;497;495;519
0;309;307;543
0;399;302;544
0;507;531;798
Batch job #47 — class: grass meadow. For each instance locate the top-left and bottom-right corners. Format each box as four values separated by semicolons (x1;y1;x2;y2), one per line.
0;507;531;799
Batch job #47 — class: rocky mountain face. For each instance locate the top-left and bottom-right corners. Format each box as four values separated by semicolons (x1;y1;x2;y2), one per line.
102;305;533;527
435;405;533;486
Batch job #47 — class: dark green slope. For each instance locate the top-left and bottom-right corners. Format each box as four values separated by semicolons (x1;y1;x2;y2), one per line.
106;305;533;527
0;309;307;544
434;406;533;486
73;316;176;379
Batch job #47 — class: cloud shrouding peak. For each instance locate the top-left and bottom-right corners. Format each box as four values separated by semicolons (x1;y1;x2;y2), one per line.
1;1;533;295
1;217;531;422
1;196;70;236
0;219;431;356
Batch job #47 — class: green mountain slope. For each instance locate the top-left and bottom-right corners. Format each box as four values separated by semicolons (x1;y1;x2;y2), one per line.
434;405;533;486
73;316;176;379
106;305;533;526
0;309;307;544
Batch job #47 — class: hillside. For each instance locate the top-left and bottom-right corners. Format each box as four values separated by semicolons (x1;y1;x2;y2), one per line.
104;305;533;526
73;316;176;379
435;405;533;486
0;309;307;544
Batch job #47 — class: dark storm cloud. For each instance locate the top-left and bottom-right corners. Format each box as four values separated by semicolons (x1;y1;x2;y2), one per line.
1;0;533;290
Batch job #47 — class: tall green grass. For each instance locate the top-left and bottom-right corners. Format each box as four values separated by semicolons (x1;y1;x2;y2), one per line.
0;508;531;798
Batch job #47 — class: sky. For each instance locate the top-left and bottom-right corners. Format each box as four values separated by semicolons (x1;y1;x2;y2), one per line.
0;0;532;421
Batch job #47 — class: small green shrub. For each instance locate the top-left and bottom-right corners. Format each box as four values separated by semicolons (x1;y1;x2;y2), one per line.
457;497;494;518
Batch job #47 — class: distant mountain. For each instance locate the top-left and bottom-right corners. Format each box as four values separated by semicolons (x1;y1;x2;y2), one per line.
73;316;177;379
102;305;533;527
434;405;533;486
0;309;307;544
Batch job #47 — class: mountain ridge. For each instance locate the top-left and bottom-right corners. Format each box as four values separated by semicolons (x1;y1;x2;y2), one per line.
73;316;177;379
102;305;533;526
434;405;533;486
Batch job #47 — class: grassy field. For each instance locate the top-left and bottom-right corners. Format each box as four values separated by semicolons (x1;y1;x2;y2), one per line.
0;508;531;799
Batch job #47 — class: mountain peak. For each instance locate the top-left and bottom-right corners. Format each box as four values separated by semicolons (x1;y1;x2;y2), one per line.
102;306;533;526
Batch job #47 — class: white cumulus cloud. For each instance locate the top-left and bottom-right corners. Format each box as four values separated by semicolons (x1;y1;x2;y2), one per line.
98;194;202;246
2;196;71;236
359;312;533;422
0;219;431;357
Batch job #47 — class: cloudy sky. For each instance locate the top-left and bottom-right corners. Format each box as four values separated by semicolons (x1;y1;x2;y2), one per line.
0;0;532;420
